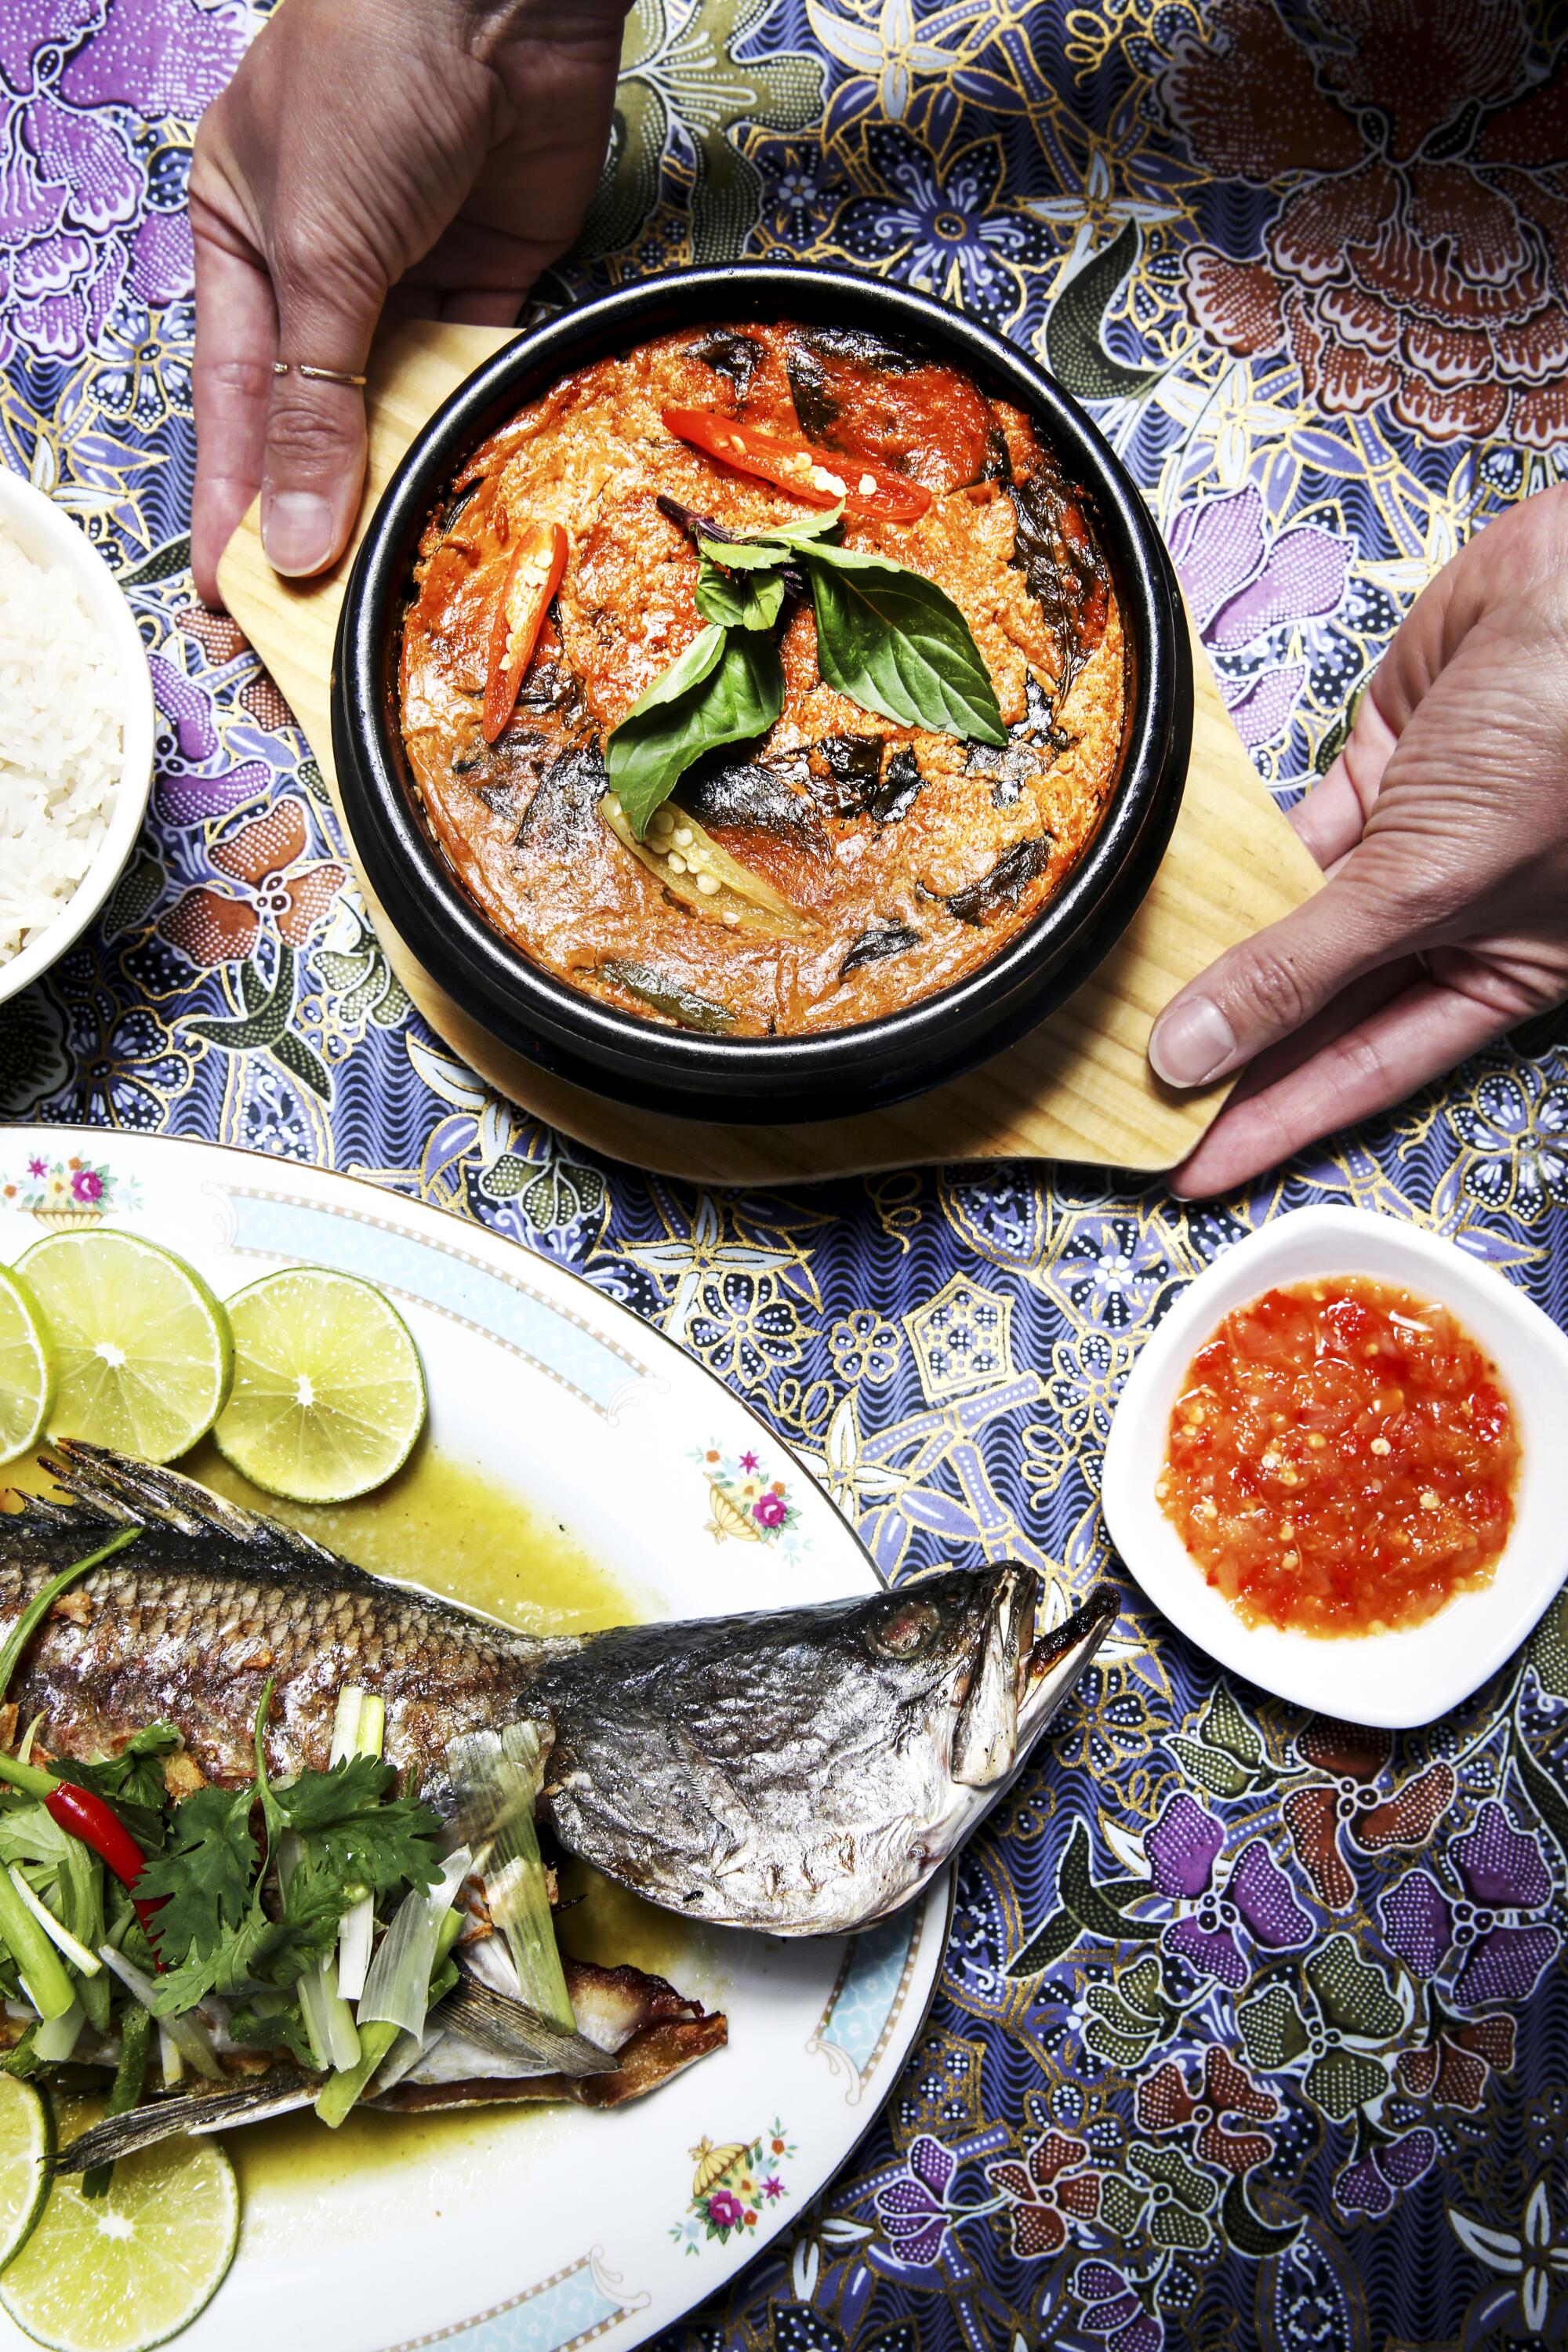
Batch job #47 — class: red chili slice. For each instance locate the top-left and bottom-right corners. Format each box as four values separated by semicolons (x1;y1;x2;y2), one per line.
481;520;568;743
45;1780;167;1955
661;407;932;524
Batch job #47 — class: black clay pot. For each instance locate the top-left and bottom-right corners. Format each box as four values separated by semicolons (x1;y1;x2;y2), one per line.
332;264;1192;1123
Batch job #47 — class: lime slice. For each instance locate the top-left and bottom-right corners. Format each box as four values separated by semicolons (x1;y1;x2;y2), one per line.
0;2075;52;2270
0;2100;237;2352
17;1233;232;1465
0;1269;54;1469
213;1267;426;1504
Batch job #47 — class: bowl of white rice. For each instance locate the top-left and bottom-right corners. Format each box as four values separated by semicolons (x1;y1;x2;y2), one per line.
0;471;155;1008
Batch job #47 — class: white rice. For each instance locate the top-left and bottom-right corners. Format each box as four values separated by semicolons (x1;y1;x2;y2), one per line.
0;524;124;968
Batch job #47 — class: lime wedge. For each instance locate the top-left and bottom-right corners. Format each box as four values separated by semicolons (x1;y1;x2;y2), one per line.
213;1268;426;1504
0;2074;52;2270
17;1233;232;1465
0;1269;54;1469
0;2100;237;2352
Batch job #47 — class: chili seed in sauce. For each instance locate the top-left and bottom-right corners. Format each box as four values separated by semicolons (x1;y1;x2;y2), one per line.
1159;1276;1520;1639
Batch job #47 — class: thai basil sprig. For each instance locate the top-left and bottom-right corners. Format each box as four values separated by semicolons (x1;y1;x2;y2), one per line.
605;503;1006;839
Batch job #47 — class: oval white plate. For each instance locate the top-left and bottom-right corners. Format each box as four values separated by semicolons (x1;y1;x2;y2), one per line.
0;1126;947;2352
1102;1206;1568;1729
0;477;155;1009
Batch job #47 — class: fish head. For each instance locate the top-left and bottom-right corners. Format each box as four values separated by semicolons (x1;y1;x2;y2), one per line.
535;1568;1120;1937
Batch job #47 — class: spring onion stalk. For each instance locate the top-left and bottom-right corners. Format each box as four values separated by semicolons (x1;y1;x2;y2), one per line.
32;2000;82;2063
14;1715;43;1768
332;1688;385;2005
9;1869;100;1976
99;1945;223;2081
316;1907;465;2129
0;1864;75;2021
158;2021;183;2089
448;1724;574;2031
0;1804;109;2027
78;1955;112;2035
314;2020;397;2128
368;2027;426;2097
358;1846;470;2041
0;1530;139;1701
84;2002;151;2199
276;1832;361;2073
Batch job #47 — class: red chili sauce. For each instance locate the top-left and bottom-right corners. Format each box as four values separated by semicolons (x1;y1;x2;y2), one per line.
1157;1277;1520;1638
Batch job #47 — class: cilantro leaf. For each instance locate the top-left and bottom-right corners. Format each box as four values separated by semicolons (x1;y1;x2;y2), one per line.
150;1902;323;2012
57;1725;183;1852
252;1680;284;1853
276;1758;443;1901
135;1785;257;1965
274;1753;390;1833
227;2000;319;2071
121;1705;445;2020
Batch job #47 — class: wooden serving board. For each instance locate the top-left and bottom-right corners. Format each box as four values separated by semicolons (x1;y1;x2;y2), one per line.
218;318;1322;1181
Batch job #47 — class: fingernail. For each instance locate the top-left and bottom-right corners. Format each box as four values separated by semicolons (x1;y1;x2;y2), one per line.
263;491;335;576
1149;995;1236;1087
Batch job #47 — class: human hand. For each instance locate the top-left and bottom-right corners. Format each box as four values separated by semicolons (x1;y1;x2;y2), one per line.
1151;486;1568;1197
189;0;627;604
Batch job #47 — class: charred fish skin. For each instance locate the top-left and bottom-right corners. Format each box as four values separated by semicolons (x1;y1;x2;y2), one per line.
2;1447;1119;1940
529;1570;1120;1936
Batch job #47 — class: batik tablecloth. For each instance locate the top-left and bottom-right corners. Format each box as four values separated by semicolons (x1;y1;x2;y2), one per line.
3;3;1568;2347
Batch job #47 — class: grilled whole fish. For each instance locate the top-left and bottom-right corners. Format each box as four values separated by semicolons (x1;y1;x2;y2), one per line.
2;1446;1118;1936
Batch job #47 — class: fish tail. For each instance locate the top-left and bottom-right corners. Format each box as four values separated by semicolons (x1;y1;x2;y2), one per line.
32;1443;338;1566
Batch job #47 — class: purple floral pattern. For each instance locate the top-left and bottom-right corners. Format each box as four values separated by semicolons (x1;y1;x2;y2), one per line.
1170;486;1350;752
5;4;1568;2350
834;125;1052;325
0;0;238;368
1146;1791;1314;1986
1382;1799;1559;2007
874;2135;962;2270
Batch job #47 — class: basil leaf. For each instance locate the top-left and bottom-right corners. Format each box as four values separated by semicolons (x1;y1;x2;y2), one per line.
803;546;1007;745
698;506;844;569
696;551;785;630
698;535;788;574
607;626;786;837
744;503;845;549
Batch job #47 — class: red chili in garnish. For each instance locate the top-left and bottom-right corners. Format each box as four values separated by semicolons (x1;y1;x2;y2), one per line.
661;406;933;524
45;1782;165;1951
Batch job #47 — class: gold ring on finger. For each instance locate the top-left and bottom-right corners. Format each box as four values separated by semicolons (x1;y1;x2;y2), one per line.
272;361;368;387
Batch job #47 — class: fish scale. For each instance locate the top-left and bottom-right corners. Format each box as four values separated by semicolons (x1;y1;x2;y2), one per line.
1;1443;1117;1937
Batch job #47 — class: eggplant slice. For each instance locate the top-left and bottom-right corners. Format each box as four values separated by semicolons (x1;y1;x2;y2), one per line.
945;837;1053;927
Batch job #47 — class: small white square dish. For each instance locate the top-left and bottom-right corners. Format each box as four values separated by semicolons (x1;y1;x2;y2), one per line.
1101;1205;1568;1727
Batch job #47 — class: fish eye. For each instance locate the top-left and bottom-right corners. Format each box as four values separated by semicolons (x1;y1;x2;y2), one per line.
869;1598;939;1659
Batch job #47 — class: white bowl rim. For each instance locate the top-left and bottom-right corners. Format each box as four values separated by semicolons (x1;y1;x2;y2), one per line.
0;471;157;1008
1102;1203;1568;1728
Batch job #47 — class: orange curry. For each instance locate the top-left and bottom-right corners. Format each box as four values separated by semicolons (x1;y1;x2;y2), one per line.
398;321;1126;1038
1159;1278;1520;1637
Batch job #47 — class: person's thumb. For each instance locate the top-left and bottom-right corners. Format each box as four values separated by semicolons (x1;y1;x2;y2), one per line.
260;242;384;578
1148;851;1417;1088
